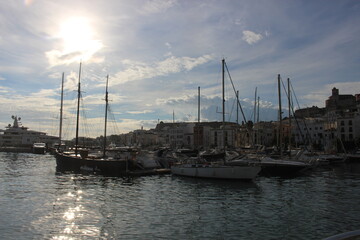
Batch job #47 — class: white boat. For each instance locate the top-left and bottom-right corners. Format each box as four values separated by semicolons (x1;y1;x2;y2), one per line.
171;162;260;180
0;116;58;153
170;59;261;180
32;142;46;154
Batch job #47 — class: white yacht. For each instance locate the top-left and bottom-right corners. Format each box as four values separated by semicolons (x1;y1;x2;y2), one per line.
0;116;58;152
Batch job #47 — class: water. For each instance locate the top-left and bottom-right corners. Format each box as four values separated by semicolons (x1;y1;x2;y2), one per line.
0;152;359;240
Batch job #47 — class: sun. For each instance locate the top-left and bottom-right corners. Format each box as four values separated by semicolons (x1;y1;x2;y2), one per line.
60;17;91;51
57;17;103;63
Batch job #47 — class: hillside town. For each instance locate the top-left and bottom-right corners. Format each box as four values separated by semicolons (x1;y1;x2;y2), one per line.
90;87;360;153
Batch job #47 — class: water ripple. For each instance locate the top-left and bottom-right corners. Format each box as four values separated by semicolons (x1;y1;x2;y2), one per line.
1;153;360;239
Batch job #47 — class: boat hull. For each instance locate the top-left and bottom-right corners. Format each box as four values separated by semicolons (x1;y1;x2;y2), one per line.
55;152;136;176
33;147;46;154
171;164;261;180
259;159;310;177
227;157;310;177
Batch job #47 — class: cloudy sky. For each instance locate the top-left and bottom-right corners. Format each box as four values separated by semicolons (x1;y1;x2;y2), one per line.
1;0;359;139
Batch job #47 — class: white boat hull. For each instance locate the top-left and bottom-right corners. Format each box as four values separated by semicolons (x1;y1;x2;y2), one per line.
171;164;260;180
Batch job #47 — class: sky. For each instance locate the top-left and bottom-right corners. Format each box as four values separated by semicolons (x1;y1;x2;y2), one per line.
0;0;359;139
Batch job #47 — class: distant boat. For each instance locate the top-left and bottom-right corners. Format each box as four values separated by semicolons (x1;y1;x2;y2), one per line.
0;116;58;153
171;59;261;180
55;65;138;176
32;142;46;154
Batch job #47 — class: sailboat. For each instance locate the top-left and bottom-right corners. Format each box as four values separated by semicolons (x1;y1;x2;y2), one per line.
253;75;310;176
55;64;137;176
171;59;261;180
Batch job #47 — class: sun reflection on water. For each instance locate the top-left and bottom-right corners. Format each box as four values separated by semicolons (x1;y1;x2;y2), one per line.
51;183;87;239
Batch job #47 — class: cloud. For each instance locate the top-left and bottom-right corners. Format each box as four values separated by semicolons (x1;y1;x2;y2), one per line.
113;54;213;84
0;76;5;81
45;42;103;67
140;0;177;14
126;110;154;115
30;89;57;98
0;86;10;93
242;30;263;45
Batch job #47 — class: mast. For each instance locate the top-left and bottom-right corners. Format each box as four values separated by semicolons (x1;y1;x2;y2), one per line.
75;62;82;156
236;90;239;124
58;72;64;149
103;75;109;158
278;74;283;159
257;96;260;123
253;87;257;146
254;87;257;123
222;59;226;163
287;78;292;158
197;86;200;150
198;86;200;123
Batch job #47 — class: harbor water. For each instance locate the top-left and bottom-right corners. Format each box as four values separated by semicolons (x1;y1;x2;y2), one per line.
0;152;359;239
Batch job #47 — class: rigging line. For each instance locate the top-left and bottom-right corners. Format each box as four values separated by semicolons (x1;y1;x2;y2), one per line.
107;104;120;136
287;79;312;148
228;97;237;122
280;76;307;145
287;80;307;146
78;93;92;141
64;94;78;141
224;61;247;123
289;79;313;146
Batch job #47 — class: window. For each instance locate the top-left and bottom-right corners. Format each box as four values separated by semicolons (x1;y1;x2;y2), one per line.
349;127;353;132
341;121;345;126
349;120;353;125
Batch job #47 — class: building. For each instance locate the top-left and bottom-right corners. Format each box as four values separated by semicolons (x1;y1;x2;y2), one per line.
253;121;277;147
326;87;357;113
293;118;326;150
294;106;326;118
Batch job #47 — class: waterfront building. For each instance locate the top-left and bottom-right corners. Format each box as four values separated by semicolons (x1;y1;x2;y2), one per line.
293;117;326;150
253;121;276;147
336;113;360;150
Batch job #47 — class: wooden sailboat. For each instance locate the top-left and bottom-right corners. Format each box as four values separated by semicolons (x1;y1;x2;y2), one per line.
171;59;261;180
55;64;137;176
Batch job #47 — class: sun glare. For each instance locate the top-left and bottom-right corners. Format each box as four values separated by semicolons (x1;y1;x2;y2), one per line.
60;18;92;51
53;17;103;63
